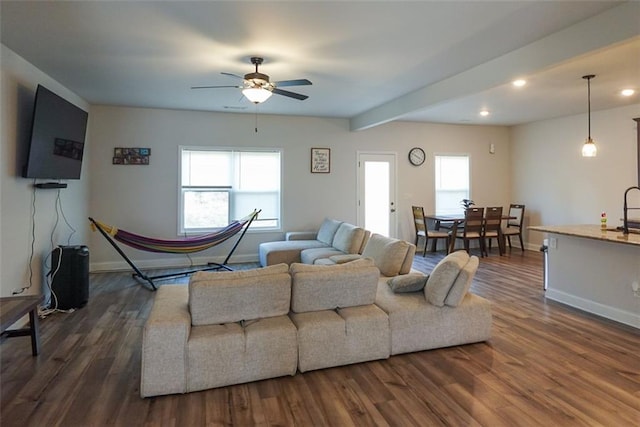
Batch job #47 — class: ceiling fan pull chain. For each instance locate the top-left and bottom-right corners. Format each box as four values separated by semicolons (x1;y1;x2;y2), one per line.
255;106;259;133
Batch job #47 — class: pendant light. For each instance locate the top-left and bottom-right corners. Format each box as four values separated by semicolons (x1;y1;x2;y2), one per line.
581;74;597;157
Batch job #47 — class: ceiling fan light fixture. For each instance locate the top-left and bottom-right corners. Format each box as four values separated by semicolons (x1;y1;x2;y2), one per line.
581;74;597;158
242;87;272;104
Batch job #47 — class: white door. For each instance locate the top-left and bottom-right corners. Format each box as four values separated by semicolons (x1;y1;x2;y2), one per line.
357;152;397;237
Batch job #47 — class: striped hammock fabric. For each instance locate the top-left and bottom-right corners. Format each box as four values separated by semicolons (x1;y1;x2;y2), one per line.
90;210;258;254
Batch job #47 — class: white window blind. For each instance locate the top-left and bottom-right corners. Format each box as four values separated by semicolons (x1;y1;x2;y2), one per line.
435;155;470;215
179;147;281;232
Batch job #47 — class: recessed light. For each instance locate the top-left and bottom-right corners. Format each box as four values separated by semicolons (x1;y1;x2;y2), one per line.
621;89;635;97
512;79;526;87
479;110;490;117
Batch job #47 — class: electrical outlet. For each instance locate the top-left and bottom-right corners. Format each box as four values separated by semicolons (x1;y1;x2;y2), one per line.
549;237;557;249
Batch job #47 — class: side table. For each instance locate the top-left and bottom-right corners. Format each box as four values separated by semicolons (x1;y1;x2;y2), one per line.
0;295;43;356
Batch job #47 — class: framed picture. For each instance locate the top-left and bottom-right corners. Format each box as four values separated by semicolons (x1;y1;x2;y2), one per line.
311;148;330;173
113;147;151;165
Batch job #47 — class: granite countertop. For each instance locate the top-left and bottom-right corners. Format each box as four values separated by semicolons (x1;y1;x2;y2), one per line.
528;224;640;247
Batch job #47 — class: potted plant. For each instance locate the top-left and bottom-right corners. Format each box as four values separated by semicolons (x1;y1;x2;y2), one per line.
460;199;475;209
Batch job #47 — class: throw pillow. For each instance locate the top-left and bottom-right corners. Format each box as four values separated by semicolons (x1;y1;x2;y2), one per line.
444;255;479;307
387;273;429;293
424;250;469;307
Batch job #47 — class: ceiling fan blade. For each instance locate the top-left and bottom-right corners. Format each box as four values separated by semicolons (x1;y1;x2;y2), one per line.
272;88;309;100
221;72;244;80
191;85;242;89
274;79;312;87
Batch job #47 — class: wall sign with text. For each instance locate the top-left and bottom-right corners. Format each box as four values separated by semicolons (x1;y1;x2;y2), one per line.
311;148;330;173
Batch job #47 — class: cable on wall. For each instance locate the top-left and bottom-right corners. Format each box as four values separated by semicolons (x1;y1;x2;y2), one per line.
14;182;79;318
13;182;37;295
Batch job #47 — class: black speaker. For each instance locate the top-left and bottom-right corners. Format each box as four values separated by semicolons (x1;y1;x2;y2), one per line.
50;245;89;310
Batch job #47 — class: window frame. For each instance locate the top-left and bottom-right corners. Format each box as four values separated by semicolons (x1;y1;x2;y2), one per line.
178;146;282;234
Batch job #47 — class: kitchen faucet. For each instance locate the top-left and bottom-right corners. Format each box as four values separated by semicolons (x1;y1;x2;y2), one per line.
623;186;640;235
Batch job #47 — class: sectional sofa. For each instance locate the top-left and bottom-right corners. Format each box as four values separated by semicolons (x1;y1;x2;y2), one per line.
258;218;372;267
141;223;492;398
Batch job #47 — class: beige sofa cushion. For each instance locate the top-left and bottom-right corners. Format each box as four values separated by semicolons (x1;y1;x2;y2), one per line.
361;233;413;276
358;230;371;254
424;250;469;307
259;240;329;266
189;263;291;326
387;273;429;293
141;285;191;397
186;316;297;392
300;247;344;265
444;255;479;307
289;258;379;312
328;254;362;264
317;218;343;245
290;304;390;372
375;277;492;355
332;223;366;254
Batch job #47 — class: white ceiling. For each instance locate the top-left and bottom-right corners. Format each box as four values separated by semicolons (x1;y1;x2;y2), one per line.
1;1;639;129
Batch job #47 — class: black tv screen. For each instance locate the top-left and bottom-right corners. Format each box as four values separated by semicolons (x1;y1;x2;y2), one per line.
22;85;88;180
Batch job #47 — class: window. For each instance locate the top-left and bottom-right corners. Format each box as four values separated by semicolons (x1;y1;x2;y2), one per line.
435;154;470;215
179;147;281;233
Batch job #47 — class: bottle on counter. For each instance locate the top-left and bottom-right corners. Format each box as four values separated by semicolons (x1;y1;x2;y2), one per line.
601;211;607;230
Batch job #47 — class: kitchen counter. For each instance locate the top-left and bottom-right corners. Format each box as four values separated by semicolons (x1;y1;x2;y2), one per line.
528;224;640;247
529;224;639;329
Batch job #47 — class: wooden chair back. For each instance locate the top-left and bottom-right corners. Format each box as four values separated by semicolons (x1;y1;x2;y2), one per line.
507;204;525;228
484;206;503;233
463;207;484;236
412;206;427;235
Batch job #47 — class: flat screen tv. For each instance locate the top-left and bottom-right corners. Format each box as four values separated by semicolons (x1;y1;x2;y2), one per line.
22;85;88;180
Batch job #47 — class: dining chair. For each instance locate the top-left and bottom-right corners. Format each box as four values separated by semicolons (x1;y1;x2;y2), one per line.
412;206;450;256
503;203;525;251
451;207;485;257
483;206;504;256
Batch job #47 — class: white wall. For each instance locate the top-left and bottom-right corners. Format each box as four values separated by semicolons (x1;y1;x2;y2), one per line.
1;45;91;297
88;106;511;271
511;104;640;248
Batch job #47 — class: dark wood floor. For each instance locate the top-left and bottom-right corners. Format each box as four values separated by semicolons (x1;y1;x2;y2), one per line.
1;248;639;426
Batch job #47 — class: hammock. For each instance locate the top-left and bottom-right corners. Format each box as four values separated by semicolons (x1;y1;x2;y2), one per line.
89;209;260;290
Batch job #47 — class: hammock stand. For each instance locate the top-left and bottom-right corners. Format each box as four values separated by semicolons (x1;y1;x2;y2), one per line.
89;209;260;291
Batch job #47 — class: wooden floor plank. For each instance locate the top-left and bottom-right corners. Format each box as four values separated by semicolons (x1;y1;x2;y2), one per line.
1;250;639;426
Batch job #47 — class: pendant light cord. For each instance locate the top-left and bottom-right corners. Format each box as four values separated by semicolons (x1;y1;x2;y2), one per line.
587;76;591;138
583;74;595;139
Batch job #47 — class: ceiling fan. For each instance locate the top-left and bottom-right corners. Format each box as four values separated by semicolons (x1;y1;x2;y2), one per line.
191;57;312;104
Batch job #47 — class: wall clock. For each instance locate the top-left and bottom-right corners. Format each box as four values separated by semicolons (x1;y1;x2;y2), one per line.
408;147;425;166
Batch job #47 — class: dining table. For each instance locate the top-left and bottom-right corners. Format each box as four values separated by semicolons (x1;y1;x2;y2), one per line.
424;213;516;254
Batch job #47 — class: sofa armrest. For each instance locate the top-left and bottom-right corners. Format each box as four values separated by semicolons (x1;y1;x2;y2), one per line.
141;285;191;397
286;231;317;241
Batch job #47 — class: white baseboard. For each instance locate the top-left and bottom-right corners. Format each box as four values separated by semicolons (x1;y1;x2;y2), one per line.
90;253;260;273
545;288;640;329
